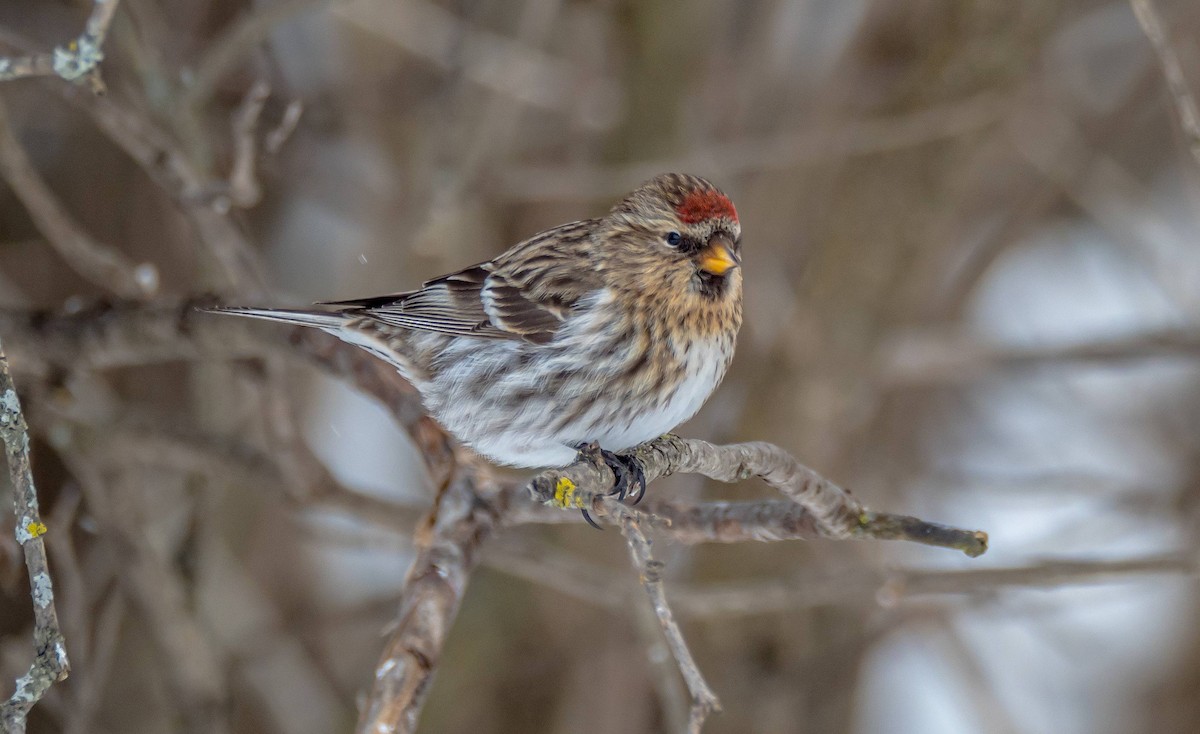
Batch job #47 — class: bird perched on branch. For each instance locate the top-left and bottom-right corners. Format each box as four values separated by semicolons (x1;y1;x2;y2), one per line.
208;173;742;523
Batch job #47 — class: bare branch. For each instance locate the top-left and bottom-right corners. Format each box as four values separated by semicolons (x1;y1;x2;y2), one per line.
1131;0;1200;164
0;336;69;733
528;435;988;557
619;511;720;733
355;464;506;734
0;0;120;87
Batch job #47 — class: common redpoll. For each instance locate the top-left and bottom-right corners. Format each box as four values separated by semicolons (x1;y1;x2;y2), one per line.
209;173;742;514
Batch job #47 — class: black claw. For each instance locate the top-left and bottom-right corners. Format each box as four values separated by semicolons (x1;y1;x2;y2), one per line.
599;449;646;506
627;459;647;505
610;459;630;501
580;508;602;530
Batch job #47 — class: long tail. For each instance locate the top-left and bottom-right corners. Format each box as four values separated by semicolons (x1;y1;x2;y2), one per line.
203;306;349;330
203;305;421;381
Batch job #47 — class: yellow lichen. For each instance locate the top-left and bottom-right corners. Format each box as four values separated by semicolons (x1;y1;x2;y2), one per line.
26;521;47;538
553;476;580;508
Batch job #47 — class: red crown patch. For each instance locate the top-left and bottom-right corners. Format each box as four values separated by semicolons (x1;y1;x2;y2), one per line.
676;189;738;224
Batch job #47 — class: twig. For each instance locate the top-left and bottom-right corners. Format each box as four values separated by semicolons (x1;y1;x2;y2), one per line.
528;435;988;557
226;81;271;209
219;83;302;209
0;97;155;298
0;0;120;89
619;511;719;733
264;99;304;155
1131;0;1200;164
0;335;69;734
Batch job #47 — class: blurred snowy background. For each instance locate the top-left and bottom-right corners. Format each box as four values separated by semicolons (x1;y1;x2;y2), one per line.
2;0;1200;732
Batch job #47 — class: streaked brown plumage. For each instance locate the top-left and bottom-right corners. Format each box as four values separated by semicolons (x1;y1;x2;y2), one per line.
209;173;743;480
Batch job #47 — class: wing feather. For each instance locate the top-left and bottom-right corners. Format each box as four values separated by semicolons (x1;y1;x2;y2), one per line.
322;220;601;343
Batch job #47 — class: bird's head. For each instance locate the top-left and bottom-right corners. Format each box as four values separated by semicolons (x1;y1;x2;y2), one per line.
601;173;743;309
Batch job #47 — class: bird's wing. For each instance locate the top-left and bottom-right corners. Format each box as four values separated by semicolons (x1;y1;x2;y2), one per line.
321;220;601;344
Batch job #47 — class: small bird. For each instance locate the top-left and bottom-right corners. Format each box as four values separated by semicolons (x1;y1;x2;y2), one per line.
209;173;742;520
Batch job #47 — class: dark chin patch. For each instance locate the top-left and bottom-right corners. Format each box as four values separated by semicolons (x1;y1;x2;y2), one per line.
695;270;728;299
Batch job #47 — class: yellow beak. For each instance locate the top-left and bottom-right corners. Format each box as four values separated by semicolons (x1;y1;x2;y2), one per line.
698;241;739;276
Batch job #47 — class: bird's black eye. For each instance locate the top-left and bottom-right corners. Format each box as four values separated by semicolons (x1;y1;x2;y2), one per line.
665;231;682;247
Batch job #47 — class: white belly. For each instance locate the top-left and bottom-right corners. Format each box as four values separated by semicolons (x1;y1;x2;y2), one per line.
589;337;729;450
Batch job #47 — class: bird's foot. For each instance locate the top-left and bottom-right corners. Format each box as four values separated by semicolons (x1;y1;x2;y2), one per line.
572;442;647;528
600;449;647;506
